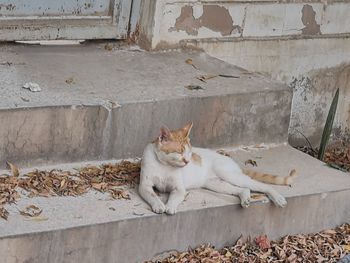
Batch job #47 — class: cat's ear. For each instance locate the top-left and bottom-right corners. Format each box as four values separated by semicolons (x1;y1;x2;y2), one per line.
159;126;171;142
182;122;193;138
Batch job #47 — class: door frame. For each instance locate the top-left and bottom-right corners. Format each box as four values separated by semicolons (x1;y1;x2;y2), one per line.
0;0;132;41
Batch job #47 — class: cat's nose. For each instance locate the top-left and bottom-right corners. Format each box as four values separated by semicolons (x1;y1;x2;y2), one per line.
182;158;189;164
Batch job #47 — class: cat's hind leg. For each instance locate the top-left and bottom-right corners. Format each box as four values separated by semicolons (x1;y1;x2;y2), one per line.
231;175;286;207
214;164;287;207
204;178;251;207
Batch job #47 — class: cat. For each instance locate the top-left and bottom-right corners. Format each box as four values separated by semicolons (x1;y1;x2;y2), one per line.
138;123;297;215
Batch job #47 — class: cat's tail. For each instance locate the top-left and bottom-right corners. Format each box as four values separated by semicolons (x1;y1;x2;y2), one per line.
242;169;297;186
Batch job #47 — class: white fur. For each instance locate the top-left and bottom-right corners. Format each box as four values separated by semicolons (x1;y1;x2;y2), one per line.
139;143;287;215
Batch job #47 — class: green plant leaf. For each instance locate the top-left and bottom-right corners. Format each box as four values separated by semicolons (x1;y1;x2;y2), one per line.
318;88;339;160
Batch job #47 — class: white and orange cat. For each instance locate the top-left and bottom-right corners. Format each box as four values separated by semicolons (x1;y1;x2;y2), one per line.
139;123;296;215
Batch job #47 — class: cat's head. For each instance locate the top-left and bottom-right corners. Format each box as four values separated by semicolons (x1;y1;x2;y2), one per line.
153;123;193;167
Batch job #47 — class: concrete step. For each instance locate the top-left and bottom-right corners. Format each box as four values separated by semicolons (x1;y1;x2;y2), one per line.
0;144;349;263
0;43;291;169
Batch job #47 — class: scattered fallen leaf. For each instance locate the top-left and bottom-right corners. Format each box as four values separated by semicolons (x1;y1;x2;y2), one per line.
109;207;116;211
255;235;271;249
108;188;130;200
0;160;141;220
65;77;75;84
297;141;349;172
185;85;204;91
6;161;19;177
19;205;42;217
196;74;218;83
147;224;350;263
216;150;231;157
245;159;257;167
342;244;350;252
104;43;114;51
185;58;198;69
0;207;9;220
218;74;240;78
287;253;297;262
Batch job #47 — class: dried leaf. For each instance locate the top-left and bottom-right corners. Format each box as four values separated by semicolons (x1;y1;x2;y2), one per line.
65;77;75;84
342;244;350;252
148;223;350;262
6;161;19;177
19;205;42;217
297;141;350;172
108;188;130;200
287;253;297;262
245;159;257;167
196;74;218;82
104;43;114;51
216;150;231;157
185;58;198;69
255;235;271;249
0;207;9;220
218;74;240;78
91;182;108;191
185;85;204;91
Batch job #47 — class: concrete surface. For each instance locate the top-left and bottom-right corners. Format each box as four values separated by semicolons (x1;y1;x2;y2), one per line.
0;43;291;168
132;0;350;146
185;36;350;145
0;144;349;263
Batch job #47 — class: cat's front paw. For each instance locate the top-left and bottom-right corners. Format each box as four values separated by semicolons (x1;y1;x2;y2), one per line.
165;205;177;215
152;202;166;214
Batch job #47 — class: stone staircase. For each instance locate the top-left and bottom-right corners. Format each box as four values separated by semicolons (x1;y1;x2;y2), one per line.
0;43;349;263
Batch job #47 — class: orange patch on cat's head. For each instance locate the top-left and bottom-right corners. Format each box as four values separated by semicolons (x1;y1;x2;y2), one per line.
155;123;193;154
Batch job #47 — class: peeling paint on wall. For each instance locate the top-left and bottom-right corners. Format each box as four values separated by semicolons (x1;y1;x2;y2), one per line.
301;4;321;35
201;5;239;36
170;5;240;37
170;5;199;36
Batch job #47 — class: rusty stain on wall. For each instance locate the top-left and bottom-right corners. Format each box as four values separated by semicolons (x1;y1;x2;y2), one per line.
170;5;240;36
301;5;321;35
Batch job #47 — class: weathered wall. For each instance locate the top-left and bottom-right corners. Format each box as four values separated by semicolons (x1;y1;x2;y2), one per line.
139;0;350;48
134;0;350;145
194;37;350;145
